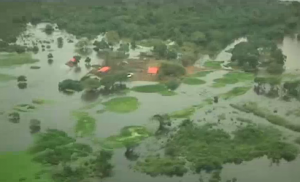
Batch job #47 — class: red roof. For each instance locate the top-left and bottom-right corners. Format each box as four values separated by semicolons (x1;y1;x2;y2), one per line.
97;66;111;73
71;58;76;62
147;67;159;74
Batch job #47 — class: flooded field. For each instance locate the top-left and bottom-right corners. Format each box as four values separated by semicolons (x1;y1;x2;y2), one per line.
1;24;300;182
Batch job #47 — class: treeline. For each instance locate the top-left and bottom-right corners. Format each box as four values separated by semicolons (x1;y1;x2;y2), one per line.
1;0;300;66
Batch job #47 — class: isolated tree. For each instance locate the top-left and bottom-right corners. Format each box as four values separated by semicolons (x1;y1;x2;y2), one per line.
75;38;92;56
82;78;101;91
106;31;120;45
153;42;167;58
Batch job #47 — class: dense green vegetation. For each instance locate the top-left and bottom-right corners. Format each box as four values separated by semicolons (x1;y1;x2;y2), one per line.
0;151;52;182
204;61;223;69
100;126;151;149
231;102;300;132
136;121;298;176
182;77;206;85
169;107;195;118
103;96;139;113
72;111;96;137
212;71;254;87
29;129;114;181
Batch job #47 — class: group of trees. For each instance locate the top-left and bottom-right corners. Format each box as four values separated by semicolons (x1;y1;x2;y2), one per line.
230;41;286;74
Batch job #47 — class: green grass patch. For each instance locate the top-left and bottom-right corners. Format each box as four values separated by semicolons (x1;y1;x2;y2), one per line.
236;117;253;124
212;71;254;87
169;107;195;118
132;84;167;93
204;61;223;69
0;73;16;82
135;156;187;177
192;71;213;77
219;86;251;99
182;77;206;85
231;102;300;132
103;96;139;113
0;151;52;182
0;53;39;67
100;126;151;149
73;111;96;137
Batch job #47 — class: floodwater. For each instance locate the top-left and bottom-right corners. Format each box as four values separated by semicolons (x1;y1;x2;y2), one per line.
1;23;300;182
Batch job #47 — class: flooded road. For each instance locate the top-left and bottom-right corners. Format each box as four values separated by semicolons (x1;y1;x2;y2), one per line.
1;24;300;182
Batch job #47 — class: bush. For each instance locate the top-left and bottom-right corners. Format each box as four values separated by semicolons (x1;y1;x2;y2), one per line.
44;24;54;35
158;62;186;79
58;79;83;92
165;79;181;90
266;63;285;74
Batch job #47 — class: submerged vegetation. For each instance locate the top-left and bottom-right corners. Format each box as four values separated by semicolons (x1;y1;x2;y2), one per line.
219;86;251;99
0;73;16;82
182;77;206;85
212;71;254;87
29;129;114;181
0;53;38;67
136;121;299;176
73;111;96;137
103;96;139;113
100;126;151;149
231;102;300;132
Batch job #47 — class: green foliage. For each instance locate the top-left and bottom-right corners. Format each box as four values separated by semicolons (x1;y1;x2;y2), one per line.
0;73;16;82
118;43;129;52
204;61;223;69
231;42;259;71
254;76;282;85
231;102;300;132
75;38;92;56
44;24;54;35
158;62;186;79
167;123;297;173
153;42;167;58
0;53;38;67
100;126;151;149
132;84;167;93
165;79;181;90
0;151;52;182
192;71;213;77
191;31;207;45
32;99;54;105
212;72;254;87
73;112;96;137
58;79;83;92
182;77;206;85
29;129;92;165
57;37;63;48
219;87;251;99
135;156;187;177
267;63;285;75
106;31;120;45
103;97;139;113
94;39;109;50
82;78;101;91
283;80;300;100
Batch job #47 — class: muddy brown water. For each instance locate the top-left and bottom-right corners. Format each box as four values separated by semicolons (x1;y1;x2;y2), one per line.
0;23;300;182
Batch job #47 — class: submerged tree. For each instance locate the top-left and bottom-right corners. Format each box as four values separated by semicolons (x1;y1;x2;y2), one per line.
75;38;92;56
151;114;171;135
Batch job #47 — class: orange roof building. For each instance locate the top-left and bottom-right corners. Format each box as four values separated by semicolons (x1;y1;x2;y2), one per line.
97;66;111;73
147;67;159;74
